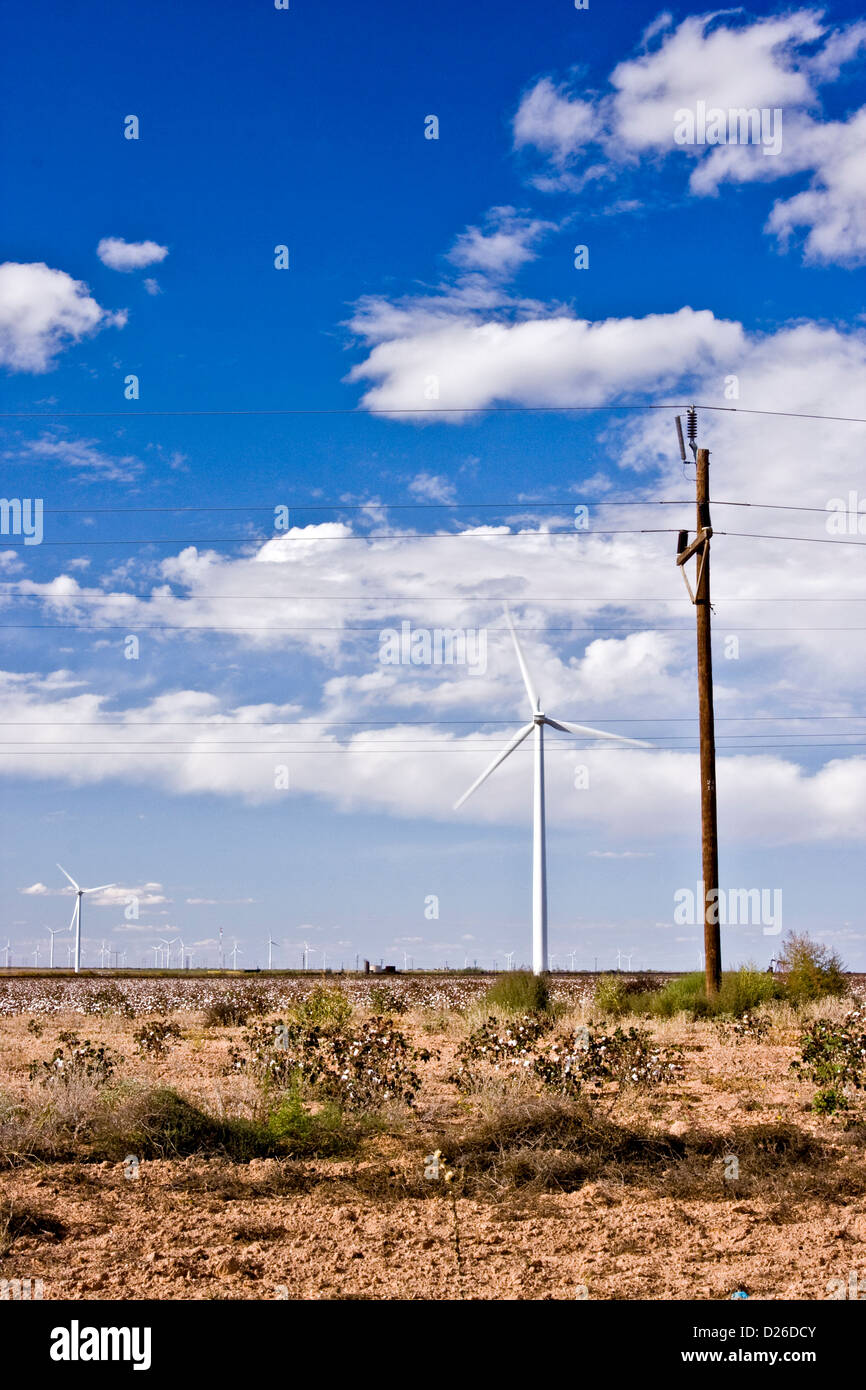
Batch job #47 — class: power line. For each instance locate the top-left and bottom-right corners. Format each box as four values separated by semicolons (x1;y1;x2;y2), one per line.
32;497;857;515
4;403;866;423
0;742;863;754
1;623;865;633
1;588;861;602
4;529;866;547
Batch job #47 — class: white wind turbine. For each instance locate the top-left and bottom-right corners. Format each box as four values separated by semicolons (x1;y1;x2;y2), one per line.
57;865;116;975
48;926;66;969
158;937;175;969
454;611;648;975
2;941;10;967
267;936;279;970
230;941;242;969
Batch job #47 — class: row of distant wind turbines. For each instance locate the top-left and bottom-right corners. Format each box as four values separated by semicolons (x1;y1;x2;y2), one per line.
28;610;648;977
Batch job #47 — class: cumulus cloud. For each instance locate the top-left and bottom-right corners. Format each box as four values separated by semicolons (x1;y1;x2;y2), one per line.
0;262;126;372
512;11;866;264
0;665;863;848
513;77;600;164
96;237;169;272
447;207;554;277
347;304;742;415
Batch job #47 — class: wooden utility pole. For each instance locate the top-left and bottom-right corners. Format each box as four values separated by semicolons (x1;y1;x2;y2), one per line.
676;428;721;995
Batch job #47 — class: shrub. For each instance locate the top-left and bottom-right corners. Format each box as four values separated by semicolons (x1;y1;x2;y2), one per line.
718;967;782;1016
593;975;629;1016
133;1018;183;1057
644;969;781;1020
534;1024;683;1096
85;984;135;1018
484;970;550;1015
791;1008;866;1113
229;1015;432;1109
203;988;268;1028
776;933;847;1004
295;985;353;1030
29;1037;122;1088
449;1014;552;1090
368;984;407;1015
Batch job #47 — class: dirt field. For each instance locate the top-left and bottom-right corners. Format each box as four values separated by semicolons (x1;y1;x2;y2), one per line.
1;973;864;1301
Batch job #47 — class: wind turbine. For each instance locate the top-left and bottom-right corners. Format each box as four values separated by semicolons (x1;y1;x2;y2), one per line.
267;936;279;970
454;610;648;975
158;938;175;969
1;941;10;967
98;940;109;968
504;951;515;970
302;942;316;971
32;945;39;967
150;945;162;968
230;941;242;969
57;865;116;975
48;926;66;969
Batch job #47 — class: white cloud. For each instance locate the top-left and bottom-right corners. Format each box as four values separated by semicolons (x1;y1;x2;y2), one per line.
0;262;126;372
513;76;599;164
447;207;553;276
512;12;866;265
13;432;143;483
408;473;456;503
347;304;742;416
96;237;169;271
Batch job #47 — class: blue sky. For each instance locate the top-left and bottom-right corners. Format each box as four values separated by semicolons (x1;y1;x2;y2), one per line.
1;1;865;969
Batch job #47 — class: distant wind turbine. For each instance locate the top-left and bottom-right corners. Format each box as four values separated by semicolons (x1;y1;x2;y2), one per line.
2;941;10;967
454;610;648;974
230;941;242;969
57;865;116;975
32;945;39;967
267;936;279;970
48;926;67;969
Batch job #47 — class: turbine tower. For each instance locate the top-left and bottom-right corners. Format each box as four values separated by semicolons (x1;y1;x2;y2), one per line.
454;610;648;975
48;926;66;969
57;865;115;975
267;936;278;970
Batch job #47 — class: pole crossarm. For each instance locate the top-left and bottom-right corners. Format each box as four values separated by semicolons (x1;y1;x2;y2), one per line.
676;527;712;604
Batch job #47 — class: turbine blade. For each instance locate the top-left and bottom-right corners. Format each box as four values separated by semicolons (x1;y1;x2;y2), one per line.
68;900;79;933
57;863;79;891
545;717;651;748
454;722;535;810
83;884;115;895
504;606;539;714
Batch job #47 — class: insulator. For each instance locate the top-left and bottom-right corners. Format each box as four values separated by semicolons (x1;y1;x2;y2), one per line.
686;406;698;445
